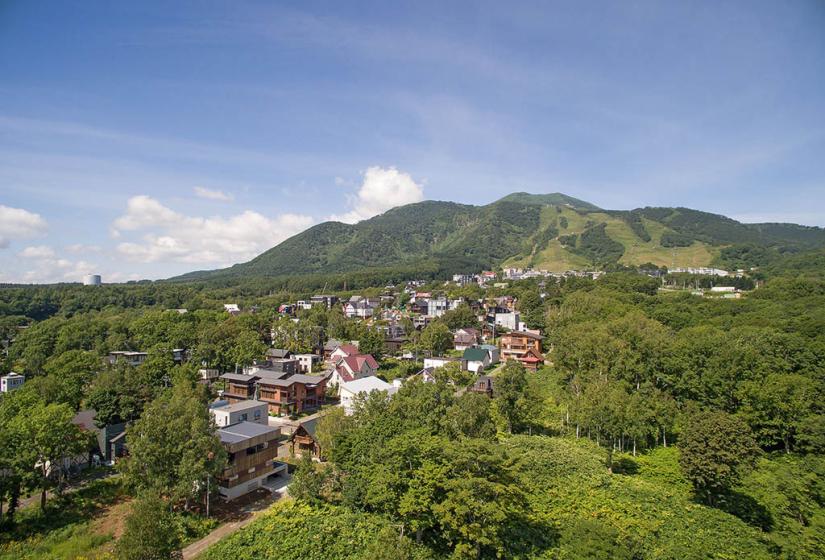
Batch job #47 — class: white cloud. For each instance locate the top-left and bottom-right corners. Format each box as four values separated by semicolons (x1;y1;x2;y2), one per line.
0;204;48;248
19;245;55;259
330;166;424;224
194;186;234;201
0;257;97;284
66;243;103;254
112;195;314;264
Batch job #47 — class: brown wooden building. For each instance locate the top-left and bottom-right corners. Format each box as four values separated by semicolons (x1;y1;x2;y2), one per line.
217;421;285;500
499;331;544;370
289;418;321;459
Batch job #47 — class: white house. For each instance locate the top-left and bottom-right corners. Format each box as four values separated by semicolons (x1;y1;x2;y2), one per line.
327;353;380;388
295;353;321;373
339;377;398;415
462;348;491;373
210;400;269;427
427;298;448;317
1;372;25;393
423;356;466;370
494;312;521;331
344;300;375;319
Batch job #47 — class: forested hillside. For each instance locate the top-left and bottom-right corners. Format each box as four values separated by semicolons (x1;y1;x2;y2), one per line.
3;256;823;559
172;193;825;282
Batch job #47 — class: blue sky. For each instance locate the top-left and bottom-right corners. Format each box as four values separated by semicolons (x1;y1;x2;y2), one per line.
1;1;823;283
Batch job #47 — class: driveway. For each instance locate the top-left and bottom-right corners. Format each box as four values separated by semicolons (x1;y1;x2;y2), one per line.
180;473;291;560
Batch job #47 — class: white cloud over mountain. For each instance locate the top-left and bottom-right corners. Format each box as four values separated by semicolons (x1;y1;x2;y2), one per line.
330;166;424;224
0;204;48;248
112;195;314;264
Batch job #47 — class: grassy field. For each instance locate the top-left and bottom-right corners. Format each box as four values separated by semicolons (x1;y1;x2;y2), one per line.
0;478;126;560
504;205;719;271
0;477;219;560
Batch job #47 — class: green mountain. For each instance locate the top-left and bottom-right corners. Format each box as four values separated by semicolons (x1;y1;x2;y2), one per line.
172;193;825;281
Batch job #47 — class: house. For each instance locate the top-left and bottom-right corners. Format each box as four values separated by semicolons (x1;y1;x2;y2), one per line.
217;422;286;500
469;375;494;398
256;372;327;416
423;356;467;371
223;303;241;315
427;298;448;317
413;314;432;329
289;417;321;459
1;372;25;393
463;348;491;373
500;331;544;370
493;312;521;331
107;351;148;367
71;409;127;465
344;299;375;319
198;368;221;382
328;353;379;387
384;336;408;355
453;328;480;351
310;295;339;309
294;353;321;373
340;376;398;415
221;373;260;402
172;348;188;364
266;348;292;360
244;358;298;377
210;400;268;427
479;344;501;364
329;343;360;362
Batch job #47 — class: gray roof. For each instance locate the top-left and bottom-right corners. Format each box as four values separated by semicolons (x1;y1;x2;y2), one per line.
288;374;325;385
218;421;279;444
301;417;318;437
213;399;268;413
255;369;295;382
256;377;295;387
221;372;257;382
266;348;291;358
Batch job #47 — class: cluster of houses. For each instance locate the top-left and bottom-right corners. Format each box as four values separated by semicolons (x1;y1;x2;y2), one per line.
5;275;553;504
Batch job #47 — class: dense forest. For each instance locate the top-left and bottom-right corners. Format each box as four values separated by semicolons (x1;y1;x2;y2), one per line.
1;250;823;558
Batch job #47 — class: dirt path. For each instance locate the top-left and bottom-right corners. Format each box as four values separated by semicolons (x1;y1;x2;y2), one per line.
180;474;291;559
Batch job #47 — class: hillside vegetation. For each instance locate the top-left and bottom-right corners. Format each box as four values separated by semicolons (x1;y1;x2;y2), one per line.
172;193;825;282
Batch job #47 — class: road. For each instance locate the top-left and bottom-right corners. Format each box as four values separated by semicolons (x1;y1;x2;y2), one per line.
180;474;291;559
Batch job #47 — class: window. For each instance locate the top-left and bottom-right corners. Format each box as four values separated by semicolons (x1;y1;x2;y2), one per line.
239;413;248;421
254;409;261;419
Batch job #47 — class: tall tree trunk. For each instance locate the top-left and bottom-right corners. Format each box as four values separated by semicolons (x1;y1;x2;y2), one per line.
633;438;637;457
663;429;667;447
40;487;47;512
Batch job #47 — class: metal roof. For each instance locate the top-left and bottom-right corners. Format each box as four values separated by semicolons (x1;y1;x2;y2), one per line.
218;421;279;444
212;399;268;413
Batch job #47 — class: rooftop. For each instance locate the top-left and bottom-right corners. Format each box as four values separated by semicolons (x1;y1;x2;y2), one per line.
340;376;394;394
212;399;268;414
218;421;279;444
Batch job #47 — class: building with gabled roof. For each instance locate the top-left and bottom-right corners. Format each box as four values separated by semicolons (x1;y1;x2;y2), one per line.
339;376;398;414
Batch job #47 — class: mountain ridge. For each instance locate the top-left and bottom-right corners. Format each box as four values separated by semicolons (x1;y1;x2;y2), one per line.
170;193;825;282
